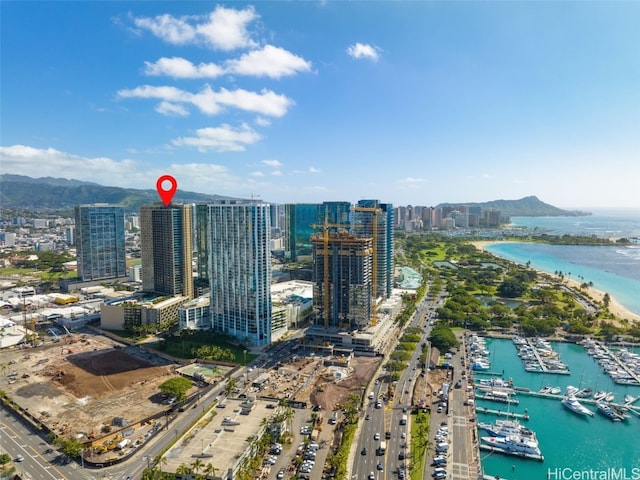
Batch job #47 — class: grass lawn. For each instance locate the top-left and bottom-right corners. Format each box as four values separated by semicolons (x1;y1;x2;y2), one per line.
0;267;77;281
410;409;430;480
0;267;39;276
147;331;258;365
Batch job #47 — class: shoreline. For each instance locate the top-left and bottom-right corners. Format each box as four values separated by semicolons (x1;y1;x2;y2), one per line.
471;240;640;325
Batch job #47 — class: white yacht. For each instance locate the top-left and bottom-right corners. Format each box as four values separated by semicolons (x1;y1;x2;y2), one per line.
481;434;542;458
562;396;594;416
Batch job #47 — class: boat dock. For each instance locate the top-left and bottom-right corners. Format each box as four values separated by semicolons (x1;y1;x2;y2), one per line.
476;393;519;405
474;370;505;376
475;406;529;420
527;339;548;373
597;343;640;386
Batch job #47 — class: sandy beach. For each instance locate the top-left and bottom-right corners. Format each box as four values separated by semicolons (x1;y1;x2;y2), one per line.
471;240;640;324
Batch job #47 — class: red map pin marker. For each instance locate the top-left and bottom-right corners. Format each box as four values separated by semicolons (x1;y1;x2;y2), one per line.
156;175;178;206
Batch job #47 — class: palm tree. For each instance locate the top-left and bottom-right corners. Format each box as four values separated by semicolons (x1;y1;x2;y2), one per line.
203;463;218;479
283;405;295;433
191;458;204;474
175;463;192;478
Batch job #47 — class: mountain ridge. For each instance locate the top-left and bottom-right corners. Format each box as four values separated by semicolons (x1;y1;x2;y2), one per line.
437;195;591;217
0;174;234;212
0;176;590;216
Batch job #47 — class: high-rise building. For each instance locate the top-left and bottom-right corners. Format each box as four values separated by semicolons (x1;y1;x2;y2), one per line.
193;204;210;286
208;202;272;346
284;201;351;262
355;200;394;299
75;204;126;281
140;203;193;299
284;203;320;262
311;231;373;330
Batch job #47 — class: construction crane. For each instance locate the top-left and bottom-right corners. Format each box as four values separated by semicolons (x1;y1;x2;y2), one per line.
352;206;382;326
310;217;353;329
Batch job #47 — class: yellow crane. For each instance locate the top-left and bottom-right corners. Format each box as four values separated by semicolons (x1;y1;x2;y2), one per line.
352;206;382;326
310;217;353;329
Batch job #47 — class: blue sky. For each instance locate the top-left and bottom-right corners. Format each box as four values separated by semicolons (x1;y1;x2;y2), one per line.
1;2;639;209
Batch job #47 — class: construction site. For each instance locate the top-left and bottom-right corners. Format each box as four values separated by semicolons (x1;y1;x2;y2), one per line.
0;330;181;448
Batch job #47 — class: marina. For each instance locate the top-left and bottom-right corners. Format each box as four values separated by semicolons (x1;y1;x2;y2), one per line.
512;336;570;375
475;337;639;479
581;339;640;386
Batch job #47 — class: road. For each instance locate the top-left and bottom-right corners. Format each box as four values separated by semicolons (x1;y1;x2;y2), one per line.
0;405;84;480
351;286;447;480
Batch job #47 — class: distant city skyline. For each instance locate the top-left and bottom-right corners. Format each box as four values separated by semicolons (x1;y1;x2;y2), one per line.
1;2;639;209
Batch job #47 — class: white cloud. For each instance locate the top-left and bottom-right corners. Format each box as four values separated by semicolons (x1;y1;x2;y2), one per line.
156;101;189;116
346;43;380;62
254;116;271;127
225;45;312;79
250;171;264;177
133;6;258;51
397;177;427;188
271;170;283;176
144;57;224;79
133;13;197;46
262;159;283;168
0;144;259;198
172;123;262;152
308;166;320;173
117;84;294;117
0;145;136;178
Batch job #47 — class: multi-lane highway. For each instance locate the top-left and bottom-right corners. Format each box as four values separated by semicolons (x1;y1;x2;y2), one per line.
1;406;82;480
351;287;447;480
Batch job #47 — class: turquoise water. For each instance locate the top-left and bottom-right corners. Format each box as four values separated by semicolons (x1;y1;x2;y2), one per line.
478;338;640;479
485;242;640;317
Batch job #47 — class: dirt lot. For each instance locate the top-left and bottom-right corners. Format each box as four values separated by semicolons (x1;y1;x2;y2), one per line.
309;357;380;410
1;332;178;439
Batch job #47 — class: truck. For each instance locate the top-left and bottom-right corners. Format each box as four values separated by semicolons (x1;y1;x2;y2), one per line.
441;382;449;401
377;441;387;455
400;414;407;425
116;439;131;450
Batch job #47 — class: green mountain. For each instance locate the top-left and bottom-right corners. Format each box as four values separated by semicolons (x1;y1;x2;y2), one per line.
0;174;234;212
437;195;591;217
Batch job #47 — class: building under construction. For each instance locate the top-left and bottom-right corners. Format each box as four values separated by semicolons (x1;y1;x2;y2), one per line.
311;231;373;330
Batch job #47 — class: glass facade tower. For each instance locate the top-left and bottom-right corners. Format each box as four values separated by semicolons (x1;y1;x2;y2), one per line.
208;202;272;346
75;205;126;281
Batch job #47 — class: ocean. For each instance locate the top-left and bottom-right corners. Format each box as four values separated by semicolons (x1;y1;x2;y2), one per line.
474;212;640;478
486;211;640;317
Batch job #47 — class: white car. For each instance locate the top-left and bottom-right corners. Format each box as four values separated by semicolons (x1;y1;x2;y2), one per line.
374;432;380;440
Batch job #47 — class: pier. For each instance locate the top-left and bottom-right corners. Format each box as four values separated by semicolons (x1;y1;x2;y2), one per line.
475;406;529;420
474;370;504;376
476;393;519;405
527;338;548;373
510;386;640;417
597;343;640;386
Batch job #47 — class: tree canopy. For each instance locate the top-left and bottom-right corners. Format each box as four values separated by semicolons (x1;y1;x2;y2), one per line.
159;377;192;402
428;326;460;353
